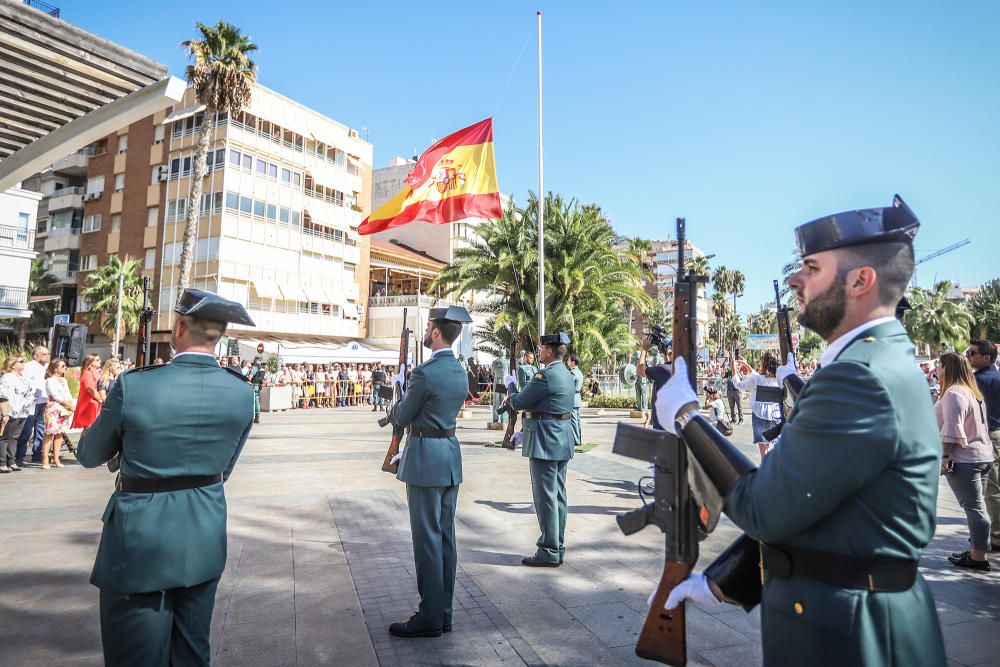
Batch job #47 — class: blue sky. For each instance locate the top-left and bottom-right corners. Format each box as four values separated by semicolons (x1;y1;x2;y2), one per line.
63;0;998;313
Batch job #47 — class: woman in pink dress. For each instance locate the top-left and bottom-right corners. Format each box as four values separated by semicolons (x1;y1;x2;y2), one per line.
70;355;102;431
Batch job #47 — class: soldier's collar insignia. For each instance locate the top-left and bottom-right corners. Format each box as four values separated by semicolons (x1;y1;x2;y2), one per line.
863;336;877;342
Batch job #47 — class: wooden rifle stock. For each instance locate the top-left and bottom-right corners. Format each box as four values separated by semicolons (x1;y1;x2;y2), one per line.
381;308;411;474
637;560;694;665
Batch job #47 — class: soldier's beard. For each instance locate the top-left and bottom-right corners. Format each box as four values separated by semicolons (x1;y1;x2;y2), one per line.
797;276;847;340
423;332;433;349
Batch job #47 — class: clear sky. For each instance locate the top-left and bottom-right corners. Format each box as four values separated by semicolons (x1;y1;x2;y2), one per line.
61;0;998;313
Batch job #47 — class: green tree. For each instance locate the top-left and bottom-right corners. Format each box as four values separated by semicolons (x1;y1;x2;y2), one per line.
81;256;144;341
904;281;974;356
710;291;730;352
177;21;257;300
17;258;59;347
729;269;746;315
685;254;711;277
431;192;651;372
967;278;1000;341
747;309;776;335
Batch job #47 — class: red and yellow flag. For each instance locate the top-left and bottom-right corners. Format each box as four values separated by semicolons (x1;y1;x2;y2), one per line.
358;118;502;235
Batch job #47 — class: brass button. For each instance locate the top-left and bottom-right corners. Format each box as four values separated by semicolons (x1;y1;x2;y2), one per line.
793;602;804;615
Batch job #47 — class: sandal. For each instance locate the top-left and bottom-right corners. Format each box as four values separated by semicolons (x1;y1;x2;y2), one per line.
0;466;10;473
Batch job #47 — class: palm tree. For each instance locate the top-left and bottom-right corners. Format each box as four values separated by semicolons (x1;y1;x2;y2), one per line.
968;278;1000;340
904;281;974;356
729;269;746;315
747;309;777;335
685;254;711;277
710;291;730;352
176;21;258;301
81;256;144;344
18;259;59;347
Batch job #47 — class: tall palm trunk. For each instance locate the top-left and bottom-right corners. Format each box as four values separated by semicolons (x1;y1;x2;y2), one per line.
175;112;215;301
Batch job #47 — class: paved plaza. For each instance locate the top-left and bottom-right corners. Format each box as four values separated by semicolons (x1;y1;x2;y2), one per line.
1;406;998;666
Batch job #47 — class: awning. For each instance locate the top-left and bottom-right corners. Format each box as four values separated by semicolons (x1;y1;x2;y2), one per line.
239;339;397;364
302;283;328;304
159;104;206;125
280;282;308;303
343;300;360;319
251;279;281;300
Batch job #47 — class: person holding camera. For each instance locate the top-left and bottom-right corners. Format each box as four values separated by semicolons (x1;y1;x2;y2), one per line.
637;329;671;431
730;351;781;458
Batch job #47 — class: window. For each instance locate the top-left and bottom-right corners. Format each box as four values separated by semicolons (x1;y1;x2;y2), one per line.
256;158;267;175
117;135;128;154
80;254;97;271
266;204;277;220
86;176;105;195
241;153;252;170
18;212;30;229
147;206;159;227
253;200;265;218
291;210;300;226
279;207;289;223
145;248;156;269
153;125;165;144
292;173;301;187
111;214;121;233
114;173;125;192
205;148;225;171
166;198;187;222
82;214;101;233
239;196;252;214
269;163;277;179
226;191;239;210
200;192;223;215
281;168;291;183
230;149;241;166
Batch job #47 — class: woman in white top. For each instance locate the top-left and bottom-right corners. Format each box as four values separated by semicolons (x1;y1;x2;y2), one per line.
0;355;34;472
42;359;76;469
731;352;782;458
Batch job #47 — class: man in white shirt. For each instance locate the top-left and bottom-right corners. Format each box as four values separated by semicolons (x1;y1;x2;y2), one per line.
17;345;49;465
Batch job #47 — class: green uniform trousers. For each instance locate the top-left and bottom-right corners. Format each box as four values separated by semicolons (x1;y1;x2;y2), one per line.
252;386;260;416
99;577;218;667
529;458;568;563
570;407;582;445
406;484;459;629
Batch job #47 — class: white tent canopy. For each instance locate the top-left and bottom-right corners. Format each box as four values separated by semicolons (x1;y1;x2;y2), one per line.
238;339;398;364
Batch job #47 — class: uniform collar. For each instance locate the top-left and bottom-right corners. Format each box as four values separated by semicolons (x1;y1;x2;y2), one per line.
171;351;220;366
544;360;564;369
819;316;898;367
431;348;454;358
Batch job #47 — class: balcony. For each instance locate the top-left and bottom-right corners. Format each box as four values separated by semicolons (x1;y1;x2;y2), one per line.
47;187;85;212
368;294;447;308
51;149;91;175
50;267;78;283
0;286;29;317
0;224;35;251
43;227;81;253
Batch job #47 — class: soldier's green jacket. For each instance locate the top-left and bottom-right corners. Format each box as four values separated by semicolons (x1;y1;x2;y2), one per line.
395;349;468;487
78;354;254;594
516;362;537;390
727;320;945;665
509;360;575;461
569;366;584;409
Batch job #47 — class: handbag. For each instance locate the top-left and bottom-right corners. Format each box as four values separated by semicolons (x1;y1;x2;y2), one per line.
716;417;734;437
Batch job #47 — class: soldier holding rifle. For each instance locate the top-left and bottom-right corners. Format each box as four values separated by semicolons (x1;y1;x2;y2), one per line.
654;196;946;665
387;306;472;638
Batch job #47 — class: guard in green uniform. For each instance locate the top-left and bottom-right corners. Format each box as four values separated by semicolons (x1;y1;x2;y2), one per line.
250;356;264;423
657;195;946;665
566;354;584;446
508;332;575;567
516;350;537;390
77;289;256;666
389;305;473;638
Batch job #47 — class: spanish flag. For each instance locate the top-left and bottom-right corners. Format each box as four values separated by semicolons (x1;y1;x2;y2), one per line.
358;118;502;235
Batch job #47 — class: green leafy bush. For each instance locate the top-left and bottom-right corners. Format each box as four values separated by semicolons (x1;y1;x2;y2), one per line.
585;395;637;409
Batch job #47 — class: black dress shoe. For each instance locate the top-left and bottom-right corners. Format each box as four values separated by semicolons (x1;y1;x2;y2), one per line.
443;623;452;633
950;549;971;561
522;555;560;568
950;554;990;572
389;614;442;638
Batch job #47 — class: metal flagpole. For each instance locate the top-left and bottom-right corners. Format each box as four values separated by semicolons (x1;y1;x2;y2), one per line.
536;10;545;337
113;268;124;359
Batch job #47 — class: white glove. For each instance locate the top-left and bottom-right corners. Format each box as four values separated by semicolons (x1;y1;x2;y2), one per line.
654;571;722;611
391;372;404;388
390;451;403;465
511;430;523;446
503;373;517;388
653;357;699;435
776;352;797;386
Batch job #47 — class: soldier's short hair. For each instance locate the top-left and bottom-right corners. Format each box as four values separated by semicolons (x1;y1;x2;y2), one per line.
547;344;567;359
836;241;914;308
181;314;227;346
431;320;462;344
568;354;580;365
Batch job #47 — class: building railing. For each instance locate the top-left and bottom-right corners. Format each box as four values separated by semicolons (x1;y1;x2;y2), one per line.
368;294;449;308
23;0;59;17
247;299;343;317
51;268;77;281
51;186;85;196
46;227;81;239
0;224;35;249
221;118;304;152
0;286;29;310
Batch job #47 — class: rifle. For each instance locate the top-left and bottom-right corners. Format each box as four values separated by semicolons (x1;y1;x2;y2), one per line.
501;341;520;450
135;277;152;367
379;308;411;473
759;280;804;442
613;217;705;665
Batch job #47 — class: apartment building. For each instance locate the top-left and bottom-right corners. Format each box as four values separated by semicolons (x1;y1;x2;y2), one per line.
68;83;372;358
629;238;711;346
0;185;39;318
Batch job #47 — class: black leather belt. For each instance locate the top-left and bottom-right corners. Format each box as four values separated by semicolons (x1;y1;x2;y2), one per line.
761;542;918;592
412;428;456;438
117;473;222;493
524;411;572;420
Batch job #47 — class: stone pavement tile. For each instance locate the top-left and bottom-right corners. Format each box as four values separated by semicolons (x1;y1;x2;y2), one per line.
497;597;617;665
941;618;1000;666
294;592;378;666
214;620;296;667
293;563;357;596
684;605;756;652
566;601;643;648
712;606;761;637
294;538;347;567
698;640;764;667
607;644;716;667
226;588;294;626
